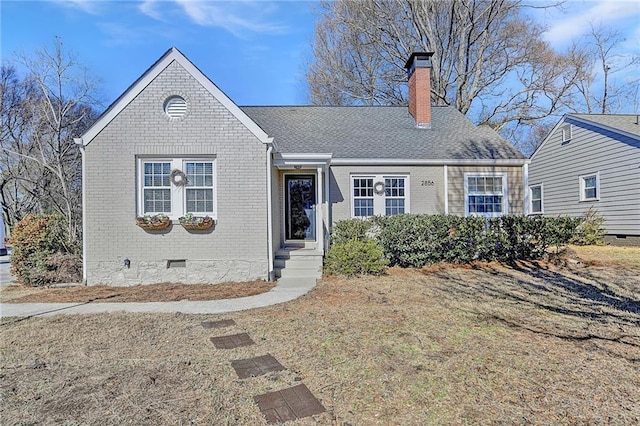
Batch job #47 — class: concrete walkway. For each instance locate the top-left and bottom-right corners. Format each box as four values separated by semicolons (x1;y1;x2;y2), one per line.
0;277;317;318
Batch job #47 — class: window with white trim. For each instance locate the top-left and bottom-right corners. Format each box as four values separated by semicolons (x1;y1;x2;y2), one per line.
351;175;409;217
529;184;543;214
561;124;572;142
579;172;599;201
138;158;216;219
465;173;508;217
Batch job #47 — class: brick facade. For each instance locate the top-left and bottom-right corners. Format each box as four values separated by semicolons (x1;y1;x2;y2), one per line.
84;60;269;285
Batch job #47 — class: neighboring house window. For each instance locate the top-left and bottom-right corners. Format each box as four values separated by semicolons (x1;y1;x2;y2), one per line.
351;175;409;217
465;173;508;217
579;172;599;201
138;158;216;218
561;124;572;143
529;184;543;214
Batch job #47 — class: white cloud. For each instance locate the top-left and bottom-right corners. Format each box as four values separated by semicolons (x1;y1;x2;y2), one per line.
49;0;103;14
138;0;164;21
543;0;640;46
136;0;287;36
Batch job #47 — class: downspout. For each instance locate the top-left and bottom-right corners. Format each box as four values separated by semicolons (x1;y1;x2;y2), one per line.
523;162;529;215
443;165;449;215
266;144;274;281
324;163;330;253
74;138;87;284
316;166;323;254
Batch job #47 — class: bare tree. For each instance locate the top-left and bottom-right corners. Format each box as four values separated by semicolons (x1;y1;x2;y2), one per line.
0;38;99;249
306;0;585;153
570;25;640;114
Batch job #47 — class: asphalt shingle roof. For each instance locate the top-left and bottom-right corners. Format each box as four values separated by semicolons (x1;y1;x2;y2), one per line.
241;106;525;160
571;114;640;138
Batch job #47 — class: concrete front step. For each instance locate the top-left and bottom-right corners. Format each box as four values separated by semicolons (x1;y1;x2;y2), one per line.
274;248;323;280
274;258;322;269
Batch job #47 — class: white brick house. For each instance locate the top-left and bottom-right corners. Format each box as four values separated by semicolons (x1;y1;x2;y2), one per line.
76;48;528;285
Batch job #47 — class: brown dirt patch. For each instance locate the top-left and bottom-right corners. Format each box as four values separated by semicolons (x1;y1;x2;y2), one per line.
0;280;275;303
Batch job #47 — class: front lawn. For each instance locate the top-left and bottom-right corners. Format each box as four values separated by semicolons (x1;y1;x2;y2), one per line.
1;248;639;424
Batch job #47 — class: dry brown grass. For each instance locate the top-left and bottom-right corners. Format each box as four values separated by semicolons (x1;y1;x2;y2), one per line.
1;247;639;425
568;244;640;266
0;280;275;303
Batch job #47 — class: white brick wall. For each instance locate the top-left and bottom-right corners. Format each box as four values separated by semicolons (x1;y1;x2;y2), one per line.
84;61;269;285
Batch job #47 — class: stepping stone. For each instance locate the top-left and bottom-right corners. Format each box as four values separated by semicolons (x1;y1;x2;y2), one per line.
231;354;285;379
210;333;254;349
254;384;325;424
201;319;236;329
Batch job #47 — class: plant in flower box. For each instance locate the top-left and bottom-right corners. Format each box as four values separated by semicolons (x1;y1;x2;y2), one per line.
178;213;213;230
136;213;170;230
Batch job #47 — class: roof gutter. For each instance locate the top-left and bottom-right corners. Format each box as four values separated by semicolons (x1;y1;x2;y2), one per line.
330;158;530;166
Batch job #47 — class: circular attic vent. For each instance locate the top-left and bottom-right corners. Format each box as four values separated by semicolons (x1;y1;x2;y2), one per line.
164;96;187;119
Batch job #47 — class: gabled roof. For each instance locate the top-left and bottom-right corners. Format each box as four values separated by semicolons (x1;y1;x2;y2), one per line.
531;113;640;160
77;47;272;146
570;114;640;138
242;105;526;163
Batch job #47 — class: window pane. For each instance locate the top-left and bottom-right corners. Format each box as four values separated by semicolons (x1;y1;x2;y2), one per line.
353;178;374;217
531;186;541;199
186;189;214;213
354;199;373;217
585;188;596;199
385;178;405;197
532;200;541;212
144;162;171;188
143;189;171;213
385;199;405;215
186;162;214;189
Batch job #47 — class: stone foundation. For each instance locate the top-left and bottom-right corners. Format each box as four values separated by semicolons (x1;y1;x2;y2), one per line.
86;259;269;286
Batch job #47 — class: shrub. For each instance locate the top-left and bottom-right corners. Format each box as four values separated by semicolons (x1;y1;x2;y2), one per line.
324;239;388;276
572;208;606;246
330;218;375;244
8;214;81;286
373;214;582;267
540;216;583;253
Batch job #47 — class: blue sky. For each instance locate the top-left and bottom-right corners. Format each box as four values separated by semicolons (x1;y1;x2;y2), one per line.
1;0;639;109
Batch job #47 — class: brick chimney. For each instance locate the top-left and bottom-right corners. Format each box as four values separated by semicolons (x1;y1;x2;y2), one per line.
404;52;434;129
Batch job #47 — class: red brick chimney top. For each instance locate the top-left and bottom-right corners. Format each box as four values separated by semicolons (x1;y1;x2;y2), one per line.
404;52;434;129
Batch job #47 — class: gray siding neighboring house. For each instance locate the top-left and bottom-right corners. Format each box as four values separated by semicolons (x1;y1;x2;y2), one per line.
528;114;640;245
77;48;528;286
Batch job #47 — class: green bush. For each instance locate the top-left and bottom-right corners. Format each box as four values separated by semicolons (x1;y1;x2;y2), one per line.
8;214;81;286
572;208;606;246
324;239;388;276
330;218;375;244
372;214;581;267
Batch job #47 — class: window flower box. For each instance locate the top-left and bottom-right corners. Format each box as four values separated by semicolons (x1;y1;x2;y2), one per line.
136;214;171;230
179;213;214;231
